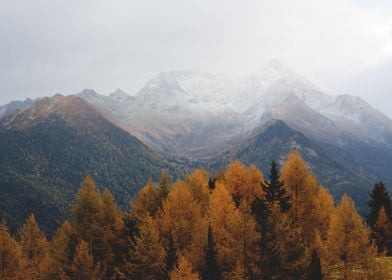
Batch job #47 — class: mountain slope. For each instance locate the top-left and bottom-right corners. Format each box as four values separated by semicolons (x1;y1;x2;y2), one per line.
207;120;372;212
321;94;392;144
78;60;392;159
0;98;34;118
0;95;181;234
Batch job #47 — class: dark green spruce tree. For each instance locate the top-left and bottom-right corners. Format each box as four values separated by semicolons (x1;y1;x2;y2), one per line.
264;160;291;212
202;226;221;280
166;232;177;278
252;160;293;280
208;178;216;191
367;181;392;229
307;250;323;280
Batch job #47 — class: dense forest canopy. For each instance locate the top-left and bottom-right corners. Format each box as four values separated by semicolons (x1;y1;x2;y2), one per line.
1;150;392;279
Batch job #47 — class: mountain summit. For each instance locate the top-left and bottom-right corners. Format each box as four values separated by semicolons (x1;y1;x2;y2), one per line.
3;61;392;217
78;60;392;157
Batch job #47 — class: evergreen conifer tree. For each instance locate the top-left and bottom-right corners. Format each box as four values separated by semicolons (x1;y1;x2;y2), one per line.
202;226;221;280
208;178;216;190
264;160;291;212
308;250;323;280
252;160;293;279
367;181;392;229
166;232;178;278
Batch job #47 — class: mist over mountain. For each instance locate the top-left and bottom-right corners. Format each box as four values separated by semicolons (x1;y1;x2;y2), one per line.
2;59;392;219
76;60;392;211
76;60;392;154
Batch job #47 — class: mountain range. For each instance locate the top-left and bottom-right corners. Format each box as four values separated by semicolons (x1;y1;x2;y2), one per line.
1;59;392;231
0;95;181;233
78;60;392;157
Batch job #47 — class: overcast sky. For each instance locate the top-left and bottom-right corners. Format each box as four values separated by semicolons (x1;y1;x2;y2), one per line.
1;0;392;116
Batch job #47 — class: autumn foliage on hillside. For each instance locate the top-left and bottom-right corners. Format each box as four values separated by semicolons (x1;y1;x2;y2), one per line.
1;150;392;279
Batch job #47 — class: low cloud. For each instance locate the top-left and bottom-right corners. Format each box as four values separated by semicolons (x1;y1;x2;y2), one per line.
1;0;392;116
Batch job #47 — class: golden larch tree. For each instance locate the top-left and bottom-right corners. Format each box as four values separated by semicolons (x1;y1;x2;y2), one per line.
49;220;76;277
170;256;200;280
129;179;160;225
281;150;322;244
208;182;241;276
0;221;24;279
70;240;98;280
131;215;166;280
160;181;207;270
323;195;377;279
234;201;261;279
313;187;335;241
18;214;51;280
225;161;264;205
72;175;103;245
185;168;210;215
99;188;125;278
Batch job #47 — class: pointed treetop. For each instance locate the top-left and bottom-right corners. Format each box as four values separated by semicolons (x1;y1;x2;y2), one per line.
159;170;171;199
264;160;291;212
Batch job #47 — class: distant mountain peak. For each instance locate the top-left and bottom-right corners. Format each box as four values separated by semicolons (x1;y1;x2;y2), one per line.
0;95;109;133
78;89;99;98
253;59;297;81
109;88;129;101
136;71;187;100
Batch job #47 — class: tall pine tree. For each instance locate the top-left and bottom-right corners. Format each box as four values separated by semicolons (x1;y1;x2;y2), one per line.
252;160;292;279
166;232;178;278
367;181;392;229
307;250;323;280
202;226;221;280
264;160;291;211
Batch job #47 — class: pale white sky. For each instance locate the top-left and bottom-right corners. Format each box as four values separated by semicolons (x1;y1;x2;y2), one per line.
1;0;392;116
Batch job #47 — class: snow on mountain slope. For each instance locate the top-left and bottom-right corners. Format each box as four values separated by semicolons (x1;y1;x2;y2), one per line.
321;94;392;144
232;60;333;114
109;88;130;102
257;93;340;142
172;70;235;105
73;59;392;155
133;71;238;114
135;72;189;110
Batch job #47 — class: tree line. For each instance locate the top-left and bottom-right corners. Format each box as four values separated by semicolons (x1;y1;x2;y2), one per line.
0;150;391;279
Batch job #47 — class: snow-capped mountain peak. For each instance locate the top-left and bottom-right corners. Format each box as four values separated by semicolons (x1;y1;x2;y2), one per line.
252;59;298;82
78;89;99;98
109;88;129;102
71;60;392;152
